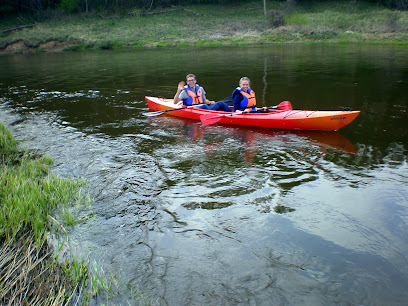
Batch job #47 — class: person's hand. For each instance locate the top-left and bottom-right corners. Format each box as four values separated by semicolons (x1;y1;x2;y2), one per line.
177;81;185;91
207;100;215;105
174;81;185;104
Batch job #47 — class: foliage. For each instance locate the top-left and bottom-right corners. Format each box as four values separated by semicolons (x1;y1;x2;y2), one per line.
0;0;406;19
59;0;81;13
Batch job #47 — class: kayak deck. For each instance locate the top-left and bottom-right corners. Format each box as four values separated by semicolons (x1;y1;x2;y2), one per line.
145;96;360;131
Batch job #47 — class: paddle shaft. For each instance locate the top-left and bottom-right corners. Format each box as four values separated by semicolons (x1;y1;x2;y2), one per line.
200;101;292;125
143;103;205;117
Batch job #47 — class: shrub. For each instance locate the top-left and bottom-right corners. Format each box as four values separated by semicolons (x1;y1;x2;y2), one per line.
268;10;285;28
59;0;81;13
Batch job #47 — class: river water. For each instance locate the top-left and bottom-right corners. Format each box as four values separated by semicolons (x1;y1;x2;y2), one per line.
1;45;407;305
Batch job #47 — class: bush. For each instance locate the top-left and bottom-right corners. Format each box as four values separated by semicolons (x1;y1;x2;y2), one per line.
387;10;398;32
268;10;285;28
59;0;81;13
98;41;114;50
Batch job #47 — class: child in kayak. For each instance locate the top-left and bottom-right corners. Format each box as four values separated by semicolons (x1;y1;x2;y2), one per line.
232;77;266;113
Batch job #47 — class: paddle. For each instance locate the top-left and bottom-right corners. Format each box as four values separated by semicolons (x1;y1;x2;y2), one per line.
200;101;292;125
143;104;205;117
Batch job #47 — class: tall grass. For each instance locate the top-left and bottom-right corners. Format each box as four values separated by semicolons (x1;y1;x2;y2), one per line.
285;2;406;33
0;124;86;244
0;122;19;162
0;121;107;305
0;230;79;305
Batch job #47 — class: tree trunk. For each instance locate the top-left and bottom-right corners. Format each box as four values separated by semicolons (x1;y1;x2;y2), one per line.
263;0;266;16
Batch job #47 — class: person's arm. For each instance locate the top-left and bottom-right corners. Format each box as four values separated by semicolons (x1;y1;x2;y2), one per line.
233;94;243;112
203;94;214;105
201;87;214;105
252;93;266;112
173;81;185;104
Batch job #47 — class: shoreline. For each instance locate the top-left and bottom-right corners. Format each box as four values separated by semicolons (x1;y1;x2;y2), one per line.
1;2;407;55
1;37;407;56
0;39;77;54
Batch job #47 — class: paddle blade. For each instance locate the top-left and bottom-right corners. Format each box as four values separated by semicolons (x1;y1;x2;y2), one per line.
200;114;224;125
277;101;292;110
143;110;165;117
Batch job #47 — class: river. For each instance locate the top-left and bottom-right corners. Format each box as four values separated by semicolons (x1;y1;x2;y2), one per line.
1;44;407;305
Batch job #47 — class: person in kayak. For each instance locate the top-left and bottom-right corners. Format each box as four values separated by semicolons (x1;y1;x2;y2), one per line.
232;77;266;113
173;74;232;112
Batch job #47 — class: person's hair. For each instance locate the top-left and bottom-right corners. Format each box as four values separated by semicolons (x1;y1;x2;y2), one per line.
186;74;196;80
239;77;250;85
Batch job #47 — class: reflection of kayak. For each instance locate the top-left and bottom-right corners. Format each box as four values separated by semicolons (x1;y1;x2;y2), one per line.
148;113;358;154
255;129;358;154
297;130;357;154
215;124;358;154
145;96;360;131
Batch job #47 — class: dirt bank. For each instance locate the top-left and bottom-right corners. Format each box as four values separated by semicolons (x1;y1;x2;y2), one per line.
0;39;77;55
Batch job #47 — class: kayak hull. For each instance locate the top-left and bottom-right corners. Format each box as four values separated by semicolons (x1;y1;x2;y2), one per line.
145;96;360;131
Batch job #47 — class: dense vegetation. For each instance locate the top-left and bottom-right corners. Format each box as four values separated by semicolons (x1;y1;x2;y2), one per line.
0;0;407;18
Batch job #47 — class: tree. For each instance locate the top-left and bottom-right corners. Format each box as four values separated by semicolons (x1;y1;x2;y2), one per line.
263;0;266;16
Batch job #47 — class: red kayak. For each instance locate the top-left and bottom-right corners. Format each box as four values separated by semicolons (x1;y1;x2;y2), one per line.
145;96;360;131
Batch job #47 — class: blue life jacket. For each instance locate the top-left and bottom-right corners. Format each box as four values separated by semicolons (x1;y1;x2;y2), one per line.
232;87;256;109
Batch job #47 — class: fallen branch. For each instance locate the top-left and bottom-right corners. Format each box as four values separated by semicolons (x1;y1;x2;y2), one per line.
1;24;35;35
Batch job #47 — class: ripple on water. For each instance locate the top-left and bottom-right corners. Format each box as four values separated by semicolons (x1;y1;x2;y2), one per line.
149;128;358;218
2;92;407;305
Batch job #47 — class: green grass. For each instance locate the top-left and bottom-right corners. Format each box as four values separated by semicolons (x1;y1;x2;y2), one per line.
0;121;112;304
0;119;92;242
286;4;406;32
0;122;19;162
0;138;86;244
1;1;407;52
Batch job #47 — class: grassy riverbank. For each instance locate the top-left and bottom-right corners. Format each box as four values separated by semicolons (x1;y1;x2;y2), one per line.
0;121;97;304
1;1;407;53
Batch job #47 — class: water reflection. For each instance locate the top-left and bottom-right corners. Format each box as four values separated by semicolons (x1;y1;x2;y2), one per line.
149;115;357;159
1;45;407;305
